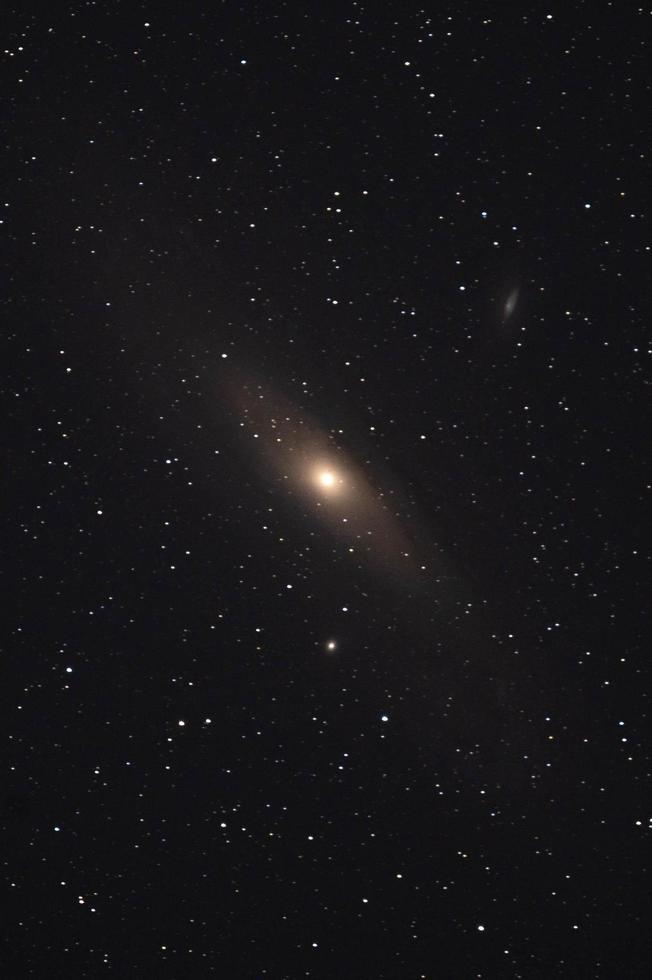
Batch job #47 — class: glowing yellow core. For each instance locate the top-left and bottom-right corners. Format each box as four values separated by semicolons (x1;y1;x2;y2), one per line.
319;471;336;488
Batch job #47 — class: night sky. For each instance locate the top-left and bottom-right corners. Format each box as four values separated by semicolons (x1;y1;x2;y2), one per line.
3;3;650;978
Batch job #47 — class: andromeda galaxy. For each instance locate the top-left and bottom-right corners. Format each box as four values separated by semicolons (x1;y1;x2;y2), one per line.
221;364;435;592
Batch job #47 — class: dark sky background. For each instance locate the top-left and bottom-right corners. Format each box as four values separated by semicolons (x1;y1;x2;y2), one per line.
3;2;650;978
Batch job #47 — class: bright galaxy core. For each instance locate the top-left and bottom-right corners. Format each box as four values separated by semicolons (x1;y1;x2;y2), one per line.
313;468;344;493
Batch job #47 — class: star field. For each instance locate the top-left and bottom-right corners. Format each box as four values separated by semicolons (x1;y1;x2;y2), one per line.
2;3;650;979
